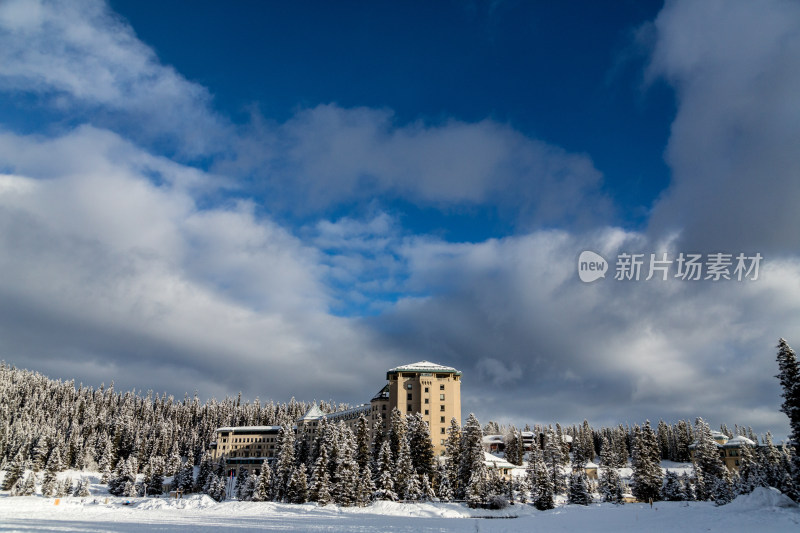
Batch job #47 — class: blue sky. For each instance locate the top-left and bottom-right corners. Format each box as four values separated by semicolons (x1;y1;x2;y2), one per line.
0;0;799;437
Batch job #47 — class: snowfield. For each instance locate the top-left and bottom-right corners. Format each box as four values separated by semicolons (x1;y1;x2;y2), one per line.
1;488;798;533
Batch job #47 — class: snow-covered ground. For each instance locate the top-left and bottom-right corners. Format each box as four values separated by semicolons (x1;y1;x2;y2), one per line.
1;488;798;533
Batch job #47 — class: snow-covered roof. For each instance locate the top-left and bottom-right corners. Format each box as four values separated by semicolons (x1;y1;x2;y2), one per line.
298;404;326;420
387;361;461;374
483;452;515;470
585;461;599;469
723;435;756;447
561;434;573;443
216;426;282;433
482;435;504;443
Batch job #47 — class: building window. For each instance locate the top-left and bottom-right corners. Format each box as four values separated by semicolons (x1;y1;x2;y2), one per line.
440;427;446;434
440;384;445;390
440;405;445;411
424;409;429;415
407;393;412;400
408;404;412;411
440;439;445;445
424;387;429;393
440;416;445;423
382;405;386;410
407;383;413;390
440;394;445;400
424;398;429;404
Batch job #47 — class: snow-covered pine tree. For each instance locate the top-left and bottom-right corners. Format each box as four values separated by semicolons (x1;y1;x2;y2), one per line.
309;446;331;504
177;455;195;493
195;452;214;493
355;414;372;475
333;425;358;506
407;413;436;482
735;441;764;495
1;450;26;491
286;463;308;504
251;463;273;502
630;421;662;503
504;428;522;466
436;462;453;501
693;418;731;502
394;433;417;500
661;470;686;501
234;468;250;500
20;471;36;496
373;440;397;501
464;437;487;508
775;338;800;500
443;417;461;497
274;424;296;502
355;463;375;506
567;471;592;505
74;477;91;497
145;457;164;496
41;449;65;497
206;473;226;502
98;438;115;483
388;408;406;466
458;413;484;499
542;427;566;495
59;476;74;498
420;473;435;501
108;457;136;496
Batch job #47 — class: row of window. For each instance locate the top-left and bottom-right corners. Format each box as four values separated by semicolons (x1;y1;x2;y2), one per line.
406;384;446;391
406;393;446;401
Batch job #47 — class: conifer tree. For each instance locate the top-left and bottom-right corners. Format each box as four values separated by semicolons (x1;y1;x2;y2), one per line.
20;471;37;496
394;434;417;500
458;414;484;498
98;438;115;483
251;463;273;502
74;477;91;497
388;408;406;464
443;417;461;497
287;463;308;504
355;464;375;506
407;413;436;481
234;468;250;500
195;452;214;493
1;450;26;491
735;442;764;494
661;471;686;501
333;426;358;506
355;414;372;474
542;428;566;495
693;418;731;502
274;424;296;501
567;471;592;505
436;462;453;501
374;440;397;501
41;449;65;497
775;338;800;500
630;421;662;503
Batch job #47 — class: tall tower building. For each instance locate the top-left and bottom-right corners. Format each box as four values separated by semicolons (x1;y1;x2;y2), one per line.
386;361;462;455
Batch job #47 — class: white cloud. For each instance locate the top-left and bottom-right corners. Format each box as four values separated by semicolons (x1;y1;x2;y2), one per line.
0;0;230;157
238;104;613;227
0;125;399;402
646;0;800;253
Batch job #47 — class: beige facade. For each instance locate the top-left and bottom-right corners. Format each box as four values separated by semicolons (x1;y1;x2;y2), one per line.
210;426;281;476
211;360;462;474
386;361;462;455
688;432;758;472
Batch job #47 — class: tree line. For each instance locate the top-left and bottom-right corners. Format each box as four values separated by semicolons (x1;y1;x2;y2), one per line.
1;338;799;507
